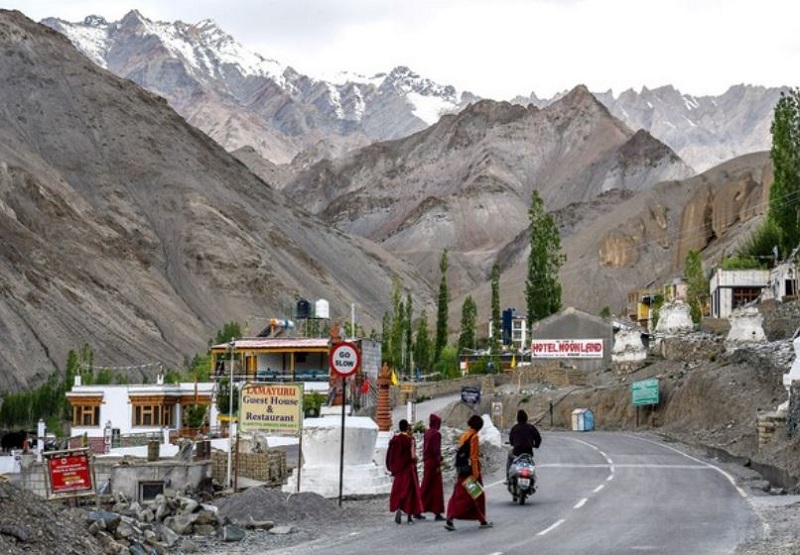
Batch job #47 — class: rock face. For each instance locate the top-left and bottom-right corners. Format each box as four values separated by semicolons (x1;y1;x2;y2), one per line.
285;87;694;293
0;11;430;391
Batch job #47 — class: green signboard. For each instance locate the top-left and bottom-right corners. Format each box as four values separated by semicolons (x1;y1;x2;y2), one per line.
632;378;659;407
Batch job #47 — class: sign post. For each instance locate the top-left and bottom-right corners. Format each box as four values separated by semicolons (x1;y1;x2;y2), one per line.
42;448;96;504
631;378;660;427
329;341;361;506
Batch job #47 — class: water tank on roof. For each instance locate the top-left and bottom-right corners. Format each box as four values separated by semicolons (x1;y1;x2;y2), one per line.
296;298;311;319
315;299;330;319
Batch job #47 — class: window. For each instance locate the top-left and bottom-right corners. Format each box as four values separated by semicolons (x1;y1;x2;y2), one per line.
732;287;761;309
72;405;100;427
139;481;164;501
131;398;174;427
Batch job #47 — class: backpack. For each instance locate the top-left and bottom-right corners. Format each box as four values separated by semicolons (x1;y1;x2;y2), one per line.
386;435;398;474
454;436;473;477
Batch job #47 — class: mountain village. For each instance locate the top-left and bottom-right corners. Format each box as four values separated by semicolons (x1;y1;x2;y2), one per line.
1;6;800;555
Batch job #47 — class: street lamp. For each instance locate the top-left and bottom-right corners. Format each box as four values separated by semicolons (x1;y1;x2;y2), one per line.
227;338;236;489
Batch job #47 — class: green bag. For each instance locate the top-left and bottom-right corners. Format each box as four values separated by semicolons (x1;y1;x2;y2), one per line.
462;476;484;499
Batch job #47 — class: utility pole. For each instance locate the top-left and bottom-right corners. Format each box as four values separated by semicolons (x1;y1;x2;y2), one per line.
227;338;236;490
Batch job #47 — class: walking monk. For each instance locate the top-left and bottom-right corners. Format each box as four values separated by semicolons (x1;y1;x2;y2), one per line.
420;413;445;520
444;415;493;531
386;419;423;524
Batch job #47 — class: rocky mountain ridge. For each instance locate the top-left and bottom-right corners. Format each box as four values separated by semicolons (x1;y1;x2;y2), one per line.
0;10;780;394
0;10;432;391
42;10;785;174
282;85;694;298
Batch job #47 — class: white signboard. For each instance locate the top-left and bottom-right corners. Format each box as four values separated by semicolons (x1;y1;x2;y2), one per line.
531;339;604;358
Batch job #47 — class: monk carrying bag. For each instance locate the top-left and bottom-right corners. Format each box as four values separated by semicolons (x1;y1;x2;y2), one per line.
454;438;472;477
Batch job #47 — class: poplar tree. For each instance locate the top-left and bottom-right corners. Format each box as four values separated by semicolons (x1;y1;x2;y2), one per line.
457;295;477;354
684;249;707;323
434;250;449;363
768;88;800;256
414;310;432;373
490;263;501;356
526;191;565;322
405;293;414;375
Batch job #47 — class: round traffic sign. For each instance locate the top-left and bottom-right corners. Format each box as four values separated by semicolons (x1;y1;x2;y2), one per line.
329;342;361;377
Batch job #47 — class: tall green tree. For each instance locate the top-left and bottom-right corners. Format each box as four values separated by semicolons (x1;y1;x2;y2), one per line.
434;250;449;363
526;191;565;322
381;312;391;362
214;322;242;346
413;310;432;373
684;249;708;323
768;88;800;257
457;296;477;354
389;276;405;373
405;293;414;375
490;264;501;356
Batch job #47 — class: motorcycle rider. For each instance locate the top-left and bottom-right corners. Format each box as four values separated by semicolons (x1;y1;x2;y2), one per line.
505;409;542;482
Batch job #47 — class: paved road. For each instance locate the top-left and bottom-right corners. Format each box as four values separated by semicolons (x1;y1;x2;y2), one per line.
271;430;764;555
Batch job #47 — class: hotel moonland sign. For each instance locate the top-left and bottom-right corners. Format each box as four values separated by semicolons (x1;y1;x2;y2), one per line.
531;339;604;358
239;383;304;435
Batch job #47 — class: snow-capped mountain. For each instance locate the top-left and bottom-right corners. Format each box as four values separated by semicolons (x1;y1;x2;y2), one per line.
43;11;784;174
43;11;473;165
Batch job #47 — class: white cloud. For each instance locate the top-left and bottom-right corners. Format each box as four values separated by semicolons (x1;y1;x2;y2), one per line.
5;0;798;99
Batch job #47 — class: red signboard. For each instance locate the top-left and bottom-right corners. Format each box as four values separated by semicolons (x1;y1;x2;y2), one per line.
47;451;93;494
531;339;604;358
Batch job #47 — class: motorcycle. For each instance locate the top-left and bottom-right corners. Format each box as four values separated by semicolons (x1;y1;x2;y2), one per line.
507;452;536;505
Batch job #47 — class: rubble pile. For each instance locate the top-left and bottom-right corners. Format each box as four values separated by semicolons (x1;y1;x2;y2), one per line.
0;480;106;555
84;489;255;554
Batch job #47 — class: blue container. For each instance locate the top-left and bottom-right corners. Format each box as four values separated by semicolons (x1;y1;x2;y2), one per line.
571;408;595;431
583;409;595;431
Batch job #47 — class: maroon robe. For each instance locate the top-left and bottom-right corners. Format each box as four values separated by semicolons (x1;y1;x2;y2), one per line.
420;414;445;515
386;431;423;515
446;430;487;521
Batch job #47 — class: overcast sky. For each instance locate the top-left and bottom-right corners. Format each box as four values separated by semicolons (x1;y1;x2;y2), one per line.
4;0;798;99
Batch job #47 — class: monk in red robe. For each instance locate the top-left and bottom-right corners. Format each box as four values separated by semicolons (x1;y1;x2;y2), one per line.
386;419;423;524
420;413;445;520
444;414;493;531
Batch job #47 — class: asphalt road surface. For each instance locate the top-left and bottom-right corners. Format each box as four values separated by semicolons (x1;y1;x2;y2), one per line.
270;430;763;555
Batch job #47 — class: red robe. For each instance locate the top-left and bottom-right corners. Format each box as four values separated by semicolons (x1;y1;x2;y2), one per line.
420;414;445;515
446;430;487;521
386;431;423;515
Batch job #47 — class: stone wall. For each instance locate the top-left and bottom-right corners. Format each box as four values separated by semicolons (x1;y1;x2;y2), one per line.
788;382;800;439
210;449;287;487
657;334;724;361
397;365;586;403
758;412;787;449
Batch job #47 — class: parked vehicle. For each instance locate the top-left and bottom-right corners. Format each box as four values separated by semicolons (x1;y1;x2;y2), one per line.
507;452;536;505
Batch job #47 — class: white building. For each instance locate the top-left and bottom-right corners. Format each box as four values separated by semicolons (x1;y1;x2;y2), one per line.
66;376;218;446
709;268;770;318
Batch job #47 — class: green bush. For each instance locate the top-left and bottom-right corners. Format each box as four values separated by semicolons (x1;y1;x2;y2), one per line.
720;256;767;270
304;392;325;417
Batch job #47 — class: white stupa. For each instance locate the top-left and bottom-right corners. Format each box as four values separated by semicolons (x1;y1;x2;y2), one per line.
282;413;392;498
779;331;800;414
726;306;766;346
654;300;694;334
612;328;647;363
